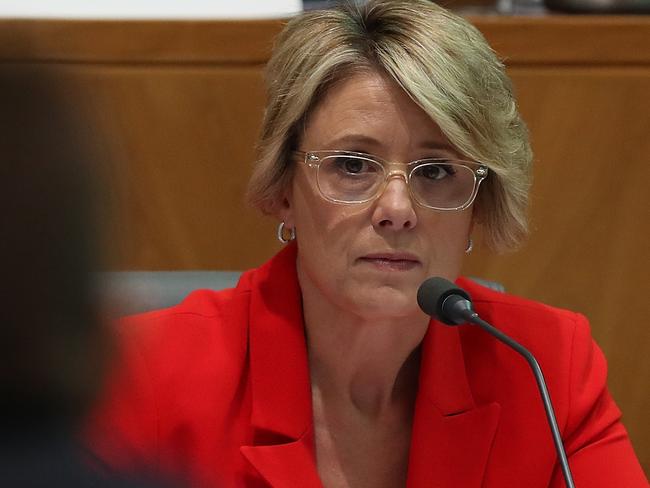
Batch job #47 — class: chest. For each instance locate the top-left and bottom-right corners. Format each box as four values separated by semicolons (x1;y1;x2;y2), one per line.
312;405;412;488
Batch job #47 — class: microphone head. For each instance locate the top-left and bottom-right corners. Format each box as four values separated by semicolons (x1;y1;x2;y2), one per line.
417;277;471;325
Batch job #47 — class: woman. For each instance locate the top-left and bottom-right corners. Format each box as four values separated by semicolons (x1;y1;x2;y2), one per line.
88;1;646;487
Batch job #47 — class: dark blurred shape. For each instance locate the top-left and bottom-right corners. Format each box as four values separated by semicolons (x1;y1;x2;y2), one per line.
0;67;109;437
0;67;177;487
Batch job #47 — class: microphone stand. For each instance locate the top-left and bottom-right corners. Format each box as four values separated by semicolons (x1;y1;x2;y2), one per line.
456;307;576;488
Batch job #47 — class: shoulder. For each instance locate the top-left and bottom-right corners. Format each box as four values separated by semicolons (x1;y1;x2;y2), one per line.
454;280;646;484
88;271;258;466
457;276;589;345
455;277;600;400
112;269;258;384
455;277;610;423
122;267;255;329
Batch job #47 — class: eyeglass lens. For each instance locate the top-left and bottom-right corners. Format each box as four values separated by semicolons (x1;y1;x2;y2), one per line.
315;153;478;209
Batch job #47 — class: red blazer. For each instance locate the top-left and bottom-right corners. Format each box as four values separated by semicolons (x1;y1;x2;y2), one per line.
87;243;647;487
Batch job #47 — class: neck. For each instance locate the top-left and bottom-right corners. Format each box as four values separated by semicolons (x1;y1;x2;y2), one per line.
301;282;429;418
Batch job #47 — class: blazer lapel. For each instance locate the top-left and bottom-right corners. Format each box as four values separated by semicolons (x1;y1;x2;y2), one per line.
241;243;323;488
407;321;501;488
240;429;323;488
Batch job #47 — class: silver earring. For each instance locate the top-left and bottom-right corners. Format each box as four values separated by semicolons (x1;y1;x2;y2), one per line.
465;237;473;254
277;221;296;243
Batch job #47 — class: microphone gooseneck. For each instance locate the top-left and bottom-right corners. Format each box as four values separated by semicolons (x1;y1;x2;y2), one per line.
417;277;575;488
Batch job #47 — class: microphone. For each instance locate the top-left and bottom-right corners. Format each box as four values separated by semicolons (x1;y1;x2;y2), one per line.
417;277;575;488
417;277;473;325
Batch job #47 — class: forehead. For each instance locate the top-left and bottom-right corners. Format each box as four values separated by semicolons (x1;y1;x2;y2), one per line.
301;70;453;155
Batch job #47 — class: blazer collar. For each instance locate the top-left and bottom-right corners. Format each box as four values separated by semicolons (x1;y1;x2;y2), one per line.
246;242;311;439
242;243;322;487
242;243;500;488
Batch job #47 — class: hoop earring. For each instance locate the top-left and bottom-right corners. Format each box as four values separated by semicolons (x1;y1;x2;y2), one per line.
277;221;296;244
465;237;473;254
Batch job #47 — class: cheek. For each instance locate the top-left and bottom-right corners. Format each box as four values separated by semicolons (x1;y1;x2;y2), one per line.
292;183;331;245
292;178;366;250
420;210;473;280
291;183;373;291
292;184;341;281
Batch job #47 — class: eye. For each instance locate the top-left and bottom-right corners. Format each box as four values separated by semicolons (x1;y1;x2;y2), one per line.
332;155;377;175
415;163;456;180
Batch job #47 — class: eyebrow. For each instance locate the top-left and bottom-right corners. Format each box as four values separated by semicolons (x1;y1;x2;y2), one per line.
322;134;457;154
322;134;382;149
419;140;457;153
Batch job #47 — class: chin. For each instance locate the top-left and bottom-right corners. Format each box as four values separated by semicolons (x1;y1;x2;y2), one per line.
343;284;420;321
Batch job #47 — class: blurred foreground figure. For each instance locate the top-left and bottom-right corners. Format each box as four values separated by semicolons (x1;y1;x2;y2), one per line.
0;69;175;488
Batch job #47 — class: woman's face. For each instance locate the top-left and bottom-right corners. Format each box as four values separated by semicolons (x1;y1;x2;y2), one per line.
280;71;474;321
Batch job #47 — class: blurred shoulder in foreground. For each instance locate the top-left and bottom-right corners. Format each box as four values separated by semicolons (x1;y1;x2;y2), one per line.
0;67;180;488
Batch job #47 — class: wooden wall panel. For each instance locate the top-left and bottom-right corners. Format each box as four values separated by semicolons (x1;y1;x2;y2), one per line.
62;64;282;270
2;15;648;473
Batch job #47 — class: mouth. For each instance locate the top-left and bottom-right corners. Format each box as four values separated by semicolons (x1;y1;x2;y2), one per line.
358;252;421;271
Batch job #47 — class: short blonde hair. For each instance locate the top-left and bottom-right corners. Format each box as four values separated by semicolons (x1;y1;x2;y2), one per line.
247;0;532;252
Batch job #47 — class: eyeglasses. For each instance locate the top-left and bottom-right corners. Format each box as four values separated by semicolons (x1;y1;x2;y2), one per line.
295;150;488;211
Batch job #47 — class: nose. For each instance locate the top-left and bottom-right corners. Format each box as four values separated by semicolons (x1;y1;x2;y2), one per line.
371;176;418;231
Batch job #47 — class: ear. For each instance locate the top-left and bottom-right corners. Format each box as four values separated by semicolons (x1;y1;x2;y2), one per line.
275;185;295;229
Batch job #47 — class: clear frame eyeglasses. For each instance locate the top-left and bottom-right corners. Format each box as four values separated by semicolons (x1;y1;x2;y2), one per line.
295;150;488;211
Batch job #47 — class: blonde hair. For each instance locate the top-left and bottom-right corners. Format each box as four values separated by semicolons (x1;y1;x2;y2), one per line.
247;0;532;252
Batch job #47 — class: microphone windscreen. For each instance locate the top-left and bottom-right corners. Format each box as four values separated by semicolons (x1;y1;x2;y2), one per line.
417;277;470;320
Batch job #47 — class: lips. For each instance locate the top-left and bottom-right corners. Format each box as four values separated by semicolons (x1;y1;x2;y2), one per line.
358;252;421;271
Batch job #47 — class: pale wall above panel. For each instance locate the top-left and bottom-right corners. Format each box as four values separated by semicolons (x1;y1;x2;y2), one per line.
0;0;301;19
